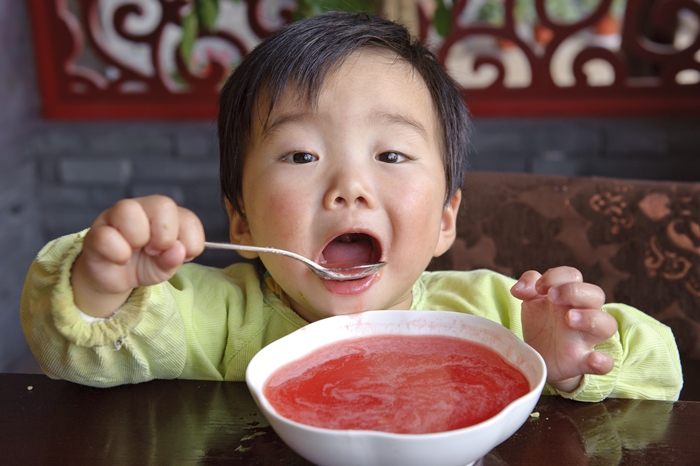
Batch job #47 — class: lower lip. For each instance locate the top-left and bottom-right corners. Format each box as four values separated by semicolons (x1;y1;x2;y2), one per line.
321;273;378;295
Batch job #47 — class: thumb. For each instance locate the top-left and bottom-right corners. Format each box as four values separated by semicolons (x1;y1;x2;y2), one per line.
153;242;187;271
136;242;187;286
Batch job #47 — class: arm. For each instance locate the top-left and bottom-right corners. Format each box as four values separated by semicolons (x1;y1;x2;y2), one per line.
20;231;188;386
20;231;279;387
512;267;682;401
20;196;208;387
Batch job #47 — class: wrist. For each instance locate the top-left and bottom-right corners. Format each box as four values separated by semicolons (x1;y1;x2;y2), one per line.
550;375;583;394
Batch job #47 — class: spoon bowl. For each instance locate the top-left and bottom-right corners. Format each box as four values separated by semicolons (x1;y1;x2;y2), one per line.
203;242;386;281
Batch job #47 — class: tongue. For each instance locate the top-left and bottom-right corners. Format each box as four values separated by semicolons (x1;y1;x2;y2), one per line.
321;234;373;266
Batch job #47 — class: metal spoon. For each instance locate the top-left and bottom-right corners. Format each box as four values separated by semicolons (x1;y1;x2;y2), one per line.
204;241;386;281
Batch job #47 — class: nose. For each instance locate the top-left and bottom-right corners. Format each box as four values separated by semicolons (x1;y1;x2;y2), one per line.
323;165;377;210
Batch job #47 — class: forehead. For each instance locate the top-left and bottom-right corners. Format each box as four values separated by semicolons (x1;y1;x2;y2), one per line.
252;49;438;135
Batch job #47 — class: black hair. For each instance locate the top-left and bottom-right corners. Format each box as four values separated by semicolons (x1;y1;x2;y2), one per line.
218;11;470;215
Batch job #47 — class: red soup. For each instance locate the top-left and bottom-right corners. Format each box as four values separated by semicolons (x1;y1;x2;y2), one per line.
263;334;530;434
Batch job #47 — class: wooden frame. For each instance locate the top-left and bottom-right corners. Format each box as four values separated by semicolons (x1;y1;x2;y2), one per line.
28;0;700;119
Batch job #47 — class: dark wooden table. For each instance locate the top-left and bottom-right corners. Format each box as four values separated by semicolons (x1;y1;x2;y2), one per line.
1;373;698;465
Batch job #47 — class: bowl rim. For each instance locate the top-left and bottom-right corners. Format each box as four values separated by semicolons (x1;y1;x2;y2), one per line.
246;309;546;439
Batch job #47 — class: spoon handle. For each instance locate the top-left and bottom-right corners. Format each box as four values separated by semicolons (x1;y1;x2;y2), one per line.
203;241;320;269
204;241;386;281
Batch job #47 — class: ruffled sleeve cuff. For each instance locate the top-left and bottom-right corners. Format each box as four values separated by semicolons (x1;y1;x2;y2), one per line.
49;233;150;348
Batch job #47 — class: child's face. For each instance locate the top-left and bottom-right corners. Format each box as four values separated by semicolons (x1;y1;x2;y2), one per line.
229;49;460;322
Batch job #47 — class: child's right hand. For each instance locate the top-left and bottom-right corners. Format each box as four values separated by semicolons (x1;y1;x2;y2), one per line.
71;196;205;318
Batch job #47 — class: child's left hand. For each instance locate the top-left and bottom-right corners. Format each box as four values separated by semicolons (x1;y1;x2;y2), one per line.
510;267;618;393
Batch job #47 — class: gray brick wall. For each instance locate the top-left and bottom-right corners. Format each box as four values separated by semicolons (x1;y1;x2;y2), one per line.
0;2;42;372
0;165;42;372
27;121;229;243
469;117;700;181
26;121;233;273
1;3;698;374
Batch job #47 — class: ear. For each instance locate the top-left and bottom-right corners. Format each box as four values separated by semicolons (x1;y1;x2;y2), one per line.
225;199;259;259
433;189;461;257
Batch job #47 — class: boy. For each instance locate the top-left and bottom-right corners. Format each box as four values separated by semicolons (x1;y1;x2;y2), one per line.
21;12;682;400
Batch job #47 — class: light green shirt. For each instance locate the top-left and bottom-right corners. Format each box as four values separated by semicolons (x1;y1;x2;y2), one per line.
21;231;683;401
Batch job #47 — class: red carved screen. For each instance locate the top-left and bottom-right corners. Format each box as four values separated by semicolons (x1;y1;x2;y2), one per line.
28;0;700;119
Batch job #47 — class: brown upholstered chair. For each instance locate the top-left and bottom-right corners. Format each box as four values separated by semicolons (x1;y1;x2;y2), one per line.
428;171;700;401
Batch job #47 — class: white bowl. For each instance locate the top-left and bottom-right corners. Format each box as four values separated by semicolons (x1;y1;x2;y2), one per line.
246;310;546;466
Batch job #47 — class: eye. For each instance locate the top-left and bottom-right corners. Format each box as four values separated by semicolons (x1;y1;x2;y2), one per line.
376;151;408;164
283;152;318;164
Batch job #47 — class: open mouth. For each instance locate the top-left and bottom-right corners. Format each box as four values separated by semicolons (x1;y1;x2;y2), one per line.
319;233;382;268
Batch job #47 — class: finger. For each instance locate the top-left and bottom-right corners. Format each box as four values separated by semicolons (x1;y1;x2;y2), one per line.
549;282;606;310
83;224;135;265
510;270;542;300
177;207;205;261
136;196;181;255
535;266;583;295
585;351;615;375
567;308;618;340
101;199;151;250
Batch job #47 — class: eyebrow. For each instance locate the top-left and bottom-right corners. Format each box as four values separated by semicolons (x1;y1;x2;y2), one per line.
261;109;429;140
368;111;429;139
260;111;314;140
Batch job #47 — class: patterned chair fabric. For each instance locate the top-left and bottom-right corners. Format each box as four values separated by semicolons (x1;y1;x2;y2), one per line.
428;171;700;361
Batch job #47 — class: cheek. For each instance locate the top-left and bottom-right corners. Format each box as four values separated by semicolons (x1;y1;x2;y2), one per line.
396;126;446;217
246;180;311;242
394;178;446;229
